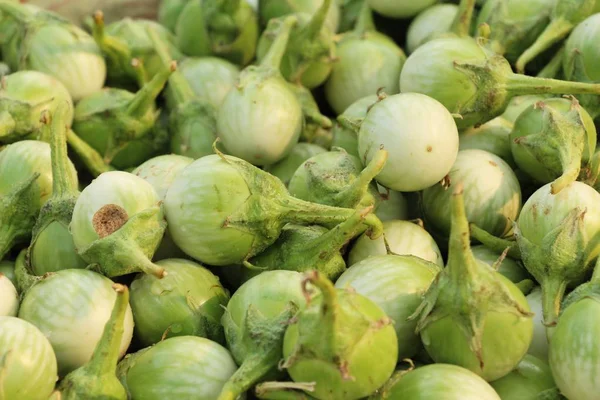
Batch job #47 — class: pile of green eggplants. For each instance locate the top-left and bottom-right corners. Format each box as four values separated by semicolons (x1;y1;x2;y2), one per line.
3;0;600;398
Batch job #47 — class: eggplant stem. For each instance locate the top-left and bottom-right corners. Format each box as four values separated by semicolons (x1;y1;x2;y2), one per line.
46;103;78;198
354;0;375;34
85;284;129;376
540;277;567;327
506;72;600;96
146;26;195;105
516;18;573;73
260;16;298;71
304;0;332;39
450;0;475;37
66;129;112;177
125;61;175;119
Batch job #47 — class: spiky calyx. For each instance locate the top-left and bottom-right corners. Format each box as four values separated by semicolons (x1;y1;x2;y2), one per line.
92;11;147;88
477;0;553;62
0;173;40;260
213;151;383;262
257;0;335;89
218;303;298;400
242;207;379;282
57;284;129;400
79;205;167;279
401;36;600;130
281;270;398;399
515;207;591;326
175;0;259;66
411;184;533;380
510;97;596;194
145;24;220;160
289;148;388;210
72;61;174;165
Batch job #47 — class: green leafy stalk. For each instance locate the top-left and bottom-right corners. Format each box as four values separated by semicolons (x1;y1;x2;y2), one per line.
146;25;218;160
27;104;87;275
469;223;521;259
334;149;387;207
449;0;476;37
515;0;596;73
242;206;381;281
260;16;298;71
92;10;147;87
411;184;532;368
300;0;332;41
218;303;298;400
46;106;77;198
57;284;129;399
126;62;176;120
72;60;174;166
353;0;375;34
146;27;195;106
516;19;574;73
66;129;112;177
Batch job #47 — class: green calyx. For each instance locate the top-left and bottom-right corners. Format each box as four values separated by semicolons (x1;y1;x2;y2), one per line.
257;0;335;89
289;148;388;209
79;205;167;279
242;206;380;282
511;97;595;194
411;184;532;368
514;207;591;326
454;41;600;127
0;72;72;144
57;283;129;400
212;149;383;261
146;25;219;159
14;249;40;294
0;172;40;260
72;60;174;166
240;15;297;85
175;0;259;66
27;105;86;275
281;270;397;399
516;0;595;73
477;0;553;62
219;302;299;400
92;11;147;88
